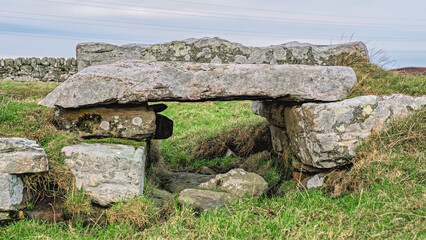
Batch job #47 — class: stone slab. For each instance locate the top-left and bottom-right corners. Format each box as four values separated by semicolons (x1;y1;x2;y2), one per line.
54;105;156;140
77;37;368;71
39;60;357;109
0;138;48;174
285;94;426;168
62;143;146;206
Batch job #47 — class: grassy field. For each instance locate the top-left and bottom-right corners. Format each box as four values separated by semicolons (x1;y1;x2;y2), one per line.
0;62;425;239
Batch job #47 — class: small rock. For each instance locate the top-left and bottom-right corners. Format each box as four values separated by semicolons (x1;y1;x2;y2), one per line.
200;168;268;197
178;189;238;211
152;188;173;207
159;172;214;193
198;166;216;175
224;148;236;157
0;212;10;221
307;175;324;189
301;174;325;189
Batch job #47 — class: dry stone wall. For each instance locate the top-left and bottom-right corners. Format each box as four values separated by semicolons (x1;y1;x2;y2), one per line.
0;57;77;82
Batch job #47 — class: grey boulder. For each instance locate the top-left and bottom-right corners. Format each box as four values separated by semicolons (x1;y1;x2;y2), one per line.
62;143;146;206
39;60;357;109
200;168;268;197
285;94;426;168
158;172;214;193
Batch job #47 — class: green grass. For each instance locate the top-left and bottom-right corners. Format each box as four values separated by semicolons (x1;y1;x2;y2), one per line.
160;101;265;168
0;63;425;239
349;62;426;97
0;80;59;100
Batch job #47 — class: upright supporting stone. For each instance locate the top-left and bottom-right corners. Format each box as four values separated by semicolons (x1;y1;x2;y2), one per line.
284;94;426;168
0;174;24;211
55;105;172;140
269;125;288;153
252;101;288;128
62;143;147;206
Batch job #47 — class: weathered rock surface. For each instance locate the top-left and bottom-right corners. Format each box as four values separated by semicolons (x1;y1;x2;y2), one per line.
0;138;48;174
77;37;368;71
200;168;268;197
54;105;172;140
300;174;325;189
159;172;215;193
0;212;10;221
285;94;426;168
0;173;24;211
39;60;357;109
152;188;173;207
268;125;289;153
62;143;146;206
178;189;238;211
252;101;289;128
293;163;324;174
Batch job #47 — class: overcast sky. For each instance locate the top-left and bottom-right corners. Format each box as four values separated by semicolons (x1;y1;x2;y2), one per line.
1;0;425;68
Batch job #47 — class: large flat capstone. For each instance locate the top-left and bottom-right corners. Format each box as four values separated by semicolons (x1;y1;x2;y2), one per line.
39;60;357;109
62;143;146;206
77;37;368;71
284;94;426;168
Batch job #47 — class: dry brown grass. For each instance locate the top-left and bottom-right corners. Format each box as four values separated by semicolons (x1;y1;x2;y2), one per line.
193;122;272;160
325;107;425;196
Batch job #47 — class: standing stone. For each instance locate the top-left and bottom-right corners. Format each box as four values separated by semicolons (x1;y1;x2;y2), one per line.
39;60;357;109
62;143;146;206
0;174;24;211
285;94;426;168
0;138;48;174
200;168;268;197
